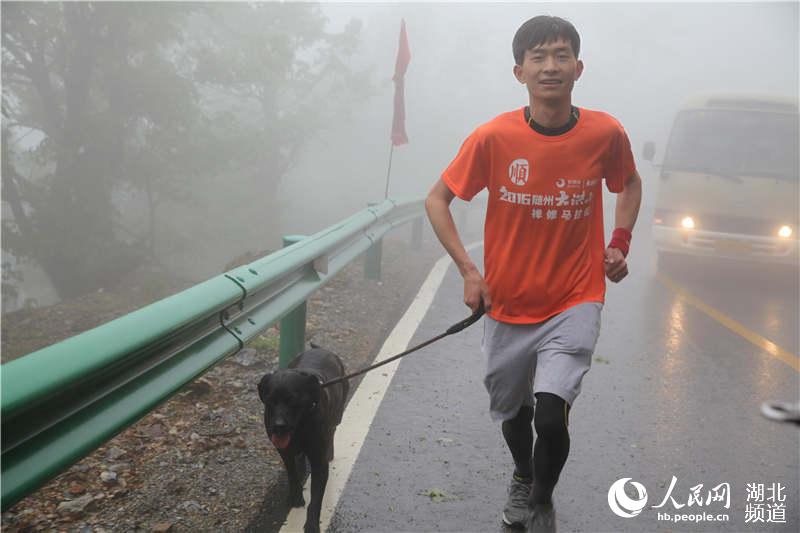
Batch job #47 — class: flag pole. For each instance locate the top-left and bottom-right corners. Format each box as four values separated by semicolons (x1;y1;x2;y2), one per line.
384;143;394;199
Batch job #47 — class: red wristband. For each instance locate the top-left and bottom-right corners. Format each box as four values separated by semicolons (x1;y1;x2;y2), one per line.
609;228;632;257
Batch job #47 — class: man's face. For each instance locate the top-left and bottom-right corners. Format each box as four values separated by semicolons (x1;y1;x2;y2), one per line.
513;38;584;103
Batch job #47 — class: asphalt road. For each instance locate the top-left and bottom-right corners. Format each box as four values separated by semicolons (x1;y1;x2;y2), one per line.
282;222;799;532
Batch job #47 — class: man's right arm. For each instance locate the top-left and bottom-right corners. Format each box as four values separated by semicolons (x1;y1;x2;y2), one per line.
424;179;492;313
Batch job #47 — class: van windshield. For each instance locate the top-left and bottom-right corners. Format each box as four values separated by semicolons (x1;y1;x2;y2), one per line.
663;109;799;180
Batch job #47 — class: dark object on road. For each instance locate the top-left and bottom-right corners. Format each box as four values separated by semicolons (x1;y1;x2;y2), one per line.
257;347;349;533
761;401;800;426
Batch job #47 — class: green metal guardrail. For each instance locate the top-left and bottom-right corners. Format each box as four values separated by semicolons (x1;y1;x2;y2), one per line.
1;198;427;511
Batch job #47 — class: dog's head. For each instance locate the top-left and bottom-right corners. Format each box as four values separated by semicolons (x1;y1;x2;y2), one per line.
257;370;321;449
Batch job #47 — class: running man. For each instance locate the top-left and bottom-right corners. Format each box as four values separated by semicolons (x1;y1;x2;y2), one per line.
425;15;642;532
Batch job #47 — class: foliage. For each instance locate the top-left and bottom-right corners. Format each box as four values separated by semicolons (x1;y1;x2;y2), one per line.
1;2;371;300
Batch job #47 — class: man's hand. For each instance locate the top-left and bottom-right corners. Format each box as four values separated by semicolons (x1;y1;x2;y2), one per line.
463;267;492;314
604;247;628;283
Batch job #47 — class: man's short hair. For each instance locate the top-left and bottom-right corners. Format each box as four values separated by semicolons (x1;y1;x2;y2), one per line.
512;16;581;65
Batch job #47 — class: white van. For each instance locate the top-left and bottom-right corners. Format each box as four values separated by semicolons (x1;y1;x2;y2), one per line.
644;93;799;268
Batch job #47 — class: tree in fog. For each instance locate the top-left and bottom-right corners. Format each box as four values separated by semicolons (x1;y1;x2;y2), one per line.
2;2;197;298
190;2;367;190
2;1;369;300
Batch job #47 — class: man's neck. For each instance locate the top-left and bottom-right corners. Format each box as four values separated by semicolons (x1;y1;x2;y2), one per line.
529;98;573;129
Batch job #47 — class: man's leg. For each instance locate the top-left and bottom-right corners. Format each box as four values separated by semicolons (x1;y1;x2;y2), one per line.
526;302;600;532
530;392;571;505
501;405;535;528
482;315;539;527
502;405;534;479
528;302;601;506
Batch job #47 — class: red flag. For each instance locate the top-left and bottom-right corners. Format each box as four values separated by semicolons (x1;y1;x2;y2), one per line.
391;19;411;146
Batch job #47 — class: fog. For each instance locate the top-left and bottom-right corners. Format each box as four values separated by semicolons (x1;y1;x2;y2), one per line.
2;1;798;322
293;1;798;216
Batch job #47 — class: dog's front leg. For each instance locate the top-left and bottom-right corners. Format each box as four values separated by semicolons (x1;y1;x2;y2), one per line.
278;448;305;507
304;453;329;533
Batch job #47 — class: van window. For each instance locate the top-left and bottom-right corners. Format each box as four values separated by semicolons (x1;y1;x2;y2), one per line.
663;110;799;180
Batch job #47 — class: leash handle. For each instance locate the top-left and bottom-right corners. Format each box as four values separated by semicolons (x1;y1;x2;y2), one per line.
445;300;485;335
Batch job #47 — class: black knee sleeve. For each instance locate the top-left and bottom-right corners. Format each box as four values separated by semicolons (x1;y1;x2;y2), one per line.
502;405;534;479
508;404;534;429
533;393;569;436
531;393;571;504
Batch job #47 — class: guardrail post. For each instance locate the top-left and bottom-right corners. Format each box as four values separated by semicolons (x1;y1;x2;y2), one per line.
279;235;308;367
365;203;382;280
411;216;423;249
364;239;382;280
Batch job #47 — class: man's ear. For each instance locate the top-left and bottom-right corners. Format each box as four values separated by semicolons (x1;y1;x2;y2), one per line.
513;64;525;84
257;373;273;404
575;59;584;81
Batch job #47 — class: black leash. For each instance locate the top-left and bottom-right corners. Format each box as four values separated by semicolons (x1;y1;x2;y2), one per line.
321;301;485;389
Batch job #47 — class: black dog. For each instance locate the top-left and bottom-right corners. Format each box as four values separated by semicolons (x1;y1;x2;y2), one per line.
257;346;349;533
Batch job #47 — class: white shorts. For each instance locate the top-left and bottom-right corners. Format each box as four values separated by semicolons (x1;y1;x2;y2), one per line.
481;302;603;422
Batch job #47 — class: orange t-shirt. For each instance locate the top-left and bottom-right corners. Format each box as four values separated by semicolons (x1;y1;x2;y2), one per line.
441;107;636;324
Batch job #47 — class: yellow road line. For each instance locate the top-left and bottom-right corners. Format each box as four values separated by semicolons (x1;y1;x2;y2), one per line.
657;272;800;372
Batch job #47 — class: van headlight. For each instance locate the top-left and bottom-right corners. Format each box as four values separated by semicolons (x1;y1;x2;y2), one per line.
681;216;696;230
778;225;793;238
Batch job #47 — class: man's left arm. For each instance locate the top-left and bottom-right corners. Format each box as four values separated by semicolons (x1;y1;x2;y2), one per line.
605;170;642;283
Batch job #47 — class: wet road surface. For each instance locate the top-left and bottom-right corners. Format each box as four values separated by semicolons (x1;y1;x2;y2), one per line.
282;230;799;532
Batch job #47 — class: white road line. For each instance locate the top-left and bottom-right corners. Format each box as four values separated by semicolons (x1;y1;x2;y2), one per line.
279;241;484;533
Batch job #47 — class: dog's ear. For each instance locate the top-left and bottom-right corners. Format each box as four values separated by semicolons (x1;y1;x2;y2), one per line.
257;373;273;404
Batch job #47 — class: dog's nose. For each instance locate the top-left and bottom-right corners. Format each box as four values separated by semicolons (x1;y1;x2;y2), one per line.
271;423;290;435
